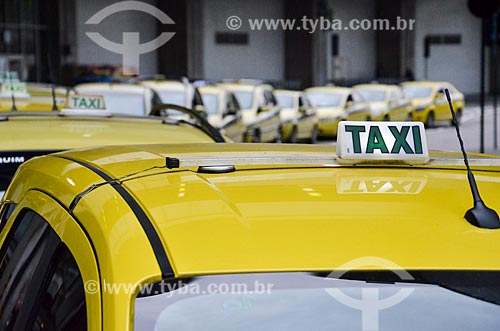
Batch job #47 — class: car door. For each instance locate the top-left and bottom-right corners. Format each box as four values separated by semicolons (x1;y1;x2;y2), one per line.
220;92;245;142
298;95;314;136
388;88;408;121
434;87;450;121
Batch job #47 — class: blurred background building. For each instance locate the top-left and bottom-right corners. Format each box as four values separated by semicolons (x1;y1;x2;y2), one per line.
0;0;492;95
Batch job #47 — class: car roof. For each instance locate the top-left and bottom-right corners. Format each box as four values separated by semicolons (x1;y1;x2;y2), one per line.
75;82;151;94
275;89;302;97
139;80;188;91
0;116;216;151
305;86;351;94
400;81;447;87
354;84;398;91
7;143;500;278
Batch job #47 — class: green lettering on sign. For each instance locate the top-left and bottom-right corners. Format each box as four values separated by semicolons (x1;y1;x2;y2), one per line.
389;126;414;154
345;125;366;153
366;126;389;153
412;125;423;154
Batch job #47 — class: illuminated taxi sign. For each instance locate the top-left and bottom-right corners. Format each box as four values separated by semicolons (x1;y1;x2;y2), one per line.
60;94;110;117
336;121;429;165
0;72;19;83
1;82;28;96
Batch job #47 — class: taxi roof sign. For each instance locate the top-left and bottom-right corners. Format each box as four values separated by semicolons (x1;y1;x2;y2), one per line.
60;94;111;117
0;82;29;98
336;121;429;165
0;71;19;83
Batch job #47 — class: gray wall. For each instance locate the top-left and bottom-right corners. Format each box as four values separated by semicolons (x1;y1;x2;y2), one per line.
331;0;377;81
201;0;285;80
414;0;481;94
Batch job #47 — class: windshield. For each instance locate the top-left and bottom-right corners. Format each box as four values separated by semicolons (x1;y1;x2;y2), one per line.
158;91;187;107
357;89;387;102
134;271;500;330
275;94;295;108
402;86;434;99
200;93;219;115
306;92;343;107
232;91;253;109
102;93;147;116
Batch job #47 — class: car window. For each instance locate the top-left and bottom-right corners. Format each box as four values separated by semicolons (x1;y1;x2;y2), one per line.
352;91;364;103
0;210;87;331
389;90;398;101
200;92;219;115
306;92;343;107
232;90;253;110
357;89;386;102
276;94;295;108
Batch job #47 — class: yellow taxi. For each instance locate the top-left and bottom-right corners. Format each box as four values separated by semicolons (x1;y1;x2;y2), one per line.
138;80;206;114
0;94;226;201
221;82;282;143
401;81;465;127
198;85;246;142
0;81;68;111
74;83;157;116
354;84;413;121
1;119;500;330
305;86;371;138
275;89;319;143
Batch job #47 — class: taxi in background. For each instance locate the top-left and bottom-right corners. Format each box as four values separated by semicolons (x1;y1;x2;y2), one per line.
401;81;465;127
305;86;371;138
353;84;413;121
0;94;225;201
221;81;282;143
198;84;246;143
0;80;68;111
74;83;157;116
138;79;206;115
2;119;500;330
275;89;319;143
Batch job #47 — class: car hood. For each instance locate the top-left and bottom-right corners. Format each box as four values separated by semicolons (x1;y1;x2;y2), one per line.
50;144;500;276
410;98;433;108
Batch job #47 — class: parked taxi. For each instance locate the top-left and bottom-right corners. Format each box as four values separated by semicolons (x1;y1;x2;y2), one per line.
275;89;319;143
401;81;465;127
198;85;246;142
305;86;371;138
354;84;413;121
0;94;225;201
221;82;282;143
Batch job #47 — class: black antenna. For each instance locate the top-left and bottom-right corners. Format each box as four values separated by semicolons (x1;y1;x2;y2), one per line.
51;84;58;111
445;88;500;229
10;93;17;111
9;74;17;111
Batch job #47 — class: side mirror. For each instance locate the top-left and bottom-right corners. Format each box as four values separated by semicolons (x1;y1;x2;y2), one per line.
435;91;445;100
224;108;237;117
345;100;354;109
298;106;307;114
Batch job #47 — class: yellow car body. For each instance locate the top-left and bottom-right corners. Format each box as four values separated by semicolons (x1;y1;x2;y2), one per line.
0;106;226;201
2;142;500;329
221;83;281;143
354;84;413;121
401;81;465;127
275;89;319;143
305;86;371;138
198;85;246;142
0;82;68;111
